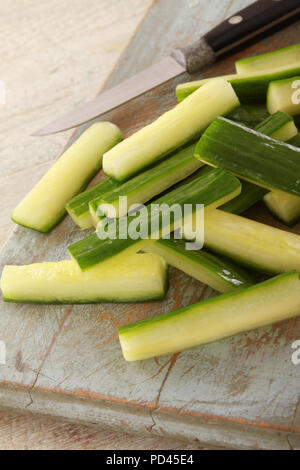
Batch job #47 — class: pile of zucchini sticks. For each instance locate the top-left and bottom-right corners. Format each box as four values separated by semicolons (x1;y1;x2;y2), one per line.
1;44;300;361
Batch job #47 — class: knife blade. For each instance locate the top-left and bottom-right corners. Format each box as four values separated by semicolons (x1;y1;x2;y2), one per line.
33;0;300;136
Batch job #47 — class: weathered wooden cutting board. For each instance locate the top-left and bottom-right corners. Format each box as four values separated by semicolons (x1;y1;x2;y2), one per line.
0;0;300;450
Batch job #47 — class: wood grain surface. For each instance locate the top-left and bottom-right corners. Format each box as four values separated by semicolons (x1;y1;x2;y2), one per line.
0;0;153;249
0;0;300;451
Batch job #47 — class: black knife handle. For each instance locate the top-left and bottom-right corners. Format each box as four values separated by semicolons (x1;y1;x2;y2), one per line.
172;0;300;74
205;0;300;54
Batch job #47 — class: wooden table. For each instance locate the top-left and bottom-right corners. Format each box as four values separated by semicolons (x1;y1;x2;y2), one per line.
0;0;200;450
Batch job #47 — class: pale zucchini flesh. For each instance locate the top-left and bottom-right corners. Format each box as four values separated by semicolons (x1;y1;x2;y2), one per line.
267;77;300;116
145;238;255;294
195;117;300;198
90;143;201;223
12;122;123;232
204;209;300;274
66;176;121;229
1;254;167;303
68;168;241;274
103;78;240;182
119;271;300;361
235;44;300;75
176;65;300;103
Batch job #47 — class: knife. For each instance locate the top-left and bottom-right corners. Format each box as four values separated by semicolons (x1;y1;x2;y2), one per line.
33;0;300;136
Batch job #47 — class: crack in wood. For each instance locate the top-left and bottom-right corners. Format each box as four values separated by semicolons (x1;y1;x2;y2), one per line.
291;396;300;433
30;305;74;390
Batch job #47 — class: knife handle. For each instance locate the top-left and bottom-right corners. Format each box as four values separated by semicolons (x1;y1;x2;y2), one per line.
172;0;300;74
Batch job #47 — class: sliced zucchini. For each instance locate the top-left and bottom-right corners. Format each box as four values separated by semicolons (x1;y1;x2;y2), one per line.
103;78;239;182
66;177;121;230
254;111;297;141
12;122;123;232
68;168;241;274
204;209;300;274
294;115;300;129
220;111;295;214
195;117;300;198
0;254;167;303
227;105;269;128
267;77;300;116
119;271;300;361
176;65;300;103
235;44;300;75
90;143;201;224
145;238;255;294
220;181;268;215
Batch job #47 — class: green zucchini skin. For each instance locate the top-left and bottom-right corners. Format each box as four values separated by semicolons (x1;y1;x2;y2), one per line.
227;105;269;128
145;238;255;294
221;113;298;224
262;133;300;226
263;191;300;226
220;181;268;215
289;133;300;147
235;44;300;75
103;78;240;182
195;117;300;198
220;112;294;214
68;168;241;273
119;271;300;361
66;177;121;229
90;143;201;222
254;111;297;141
176;66;300;103
267;76;300;116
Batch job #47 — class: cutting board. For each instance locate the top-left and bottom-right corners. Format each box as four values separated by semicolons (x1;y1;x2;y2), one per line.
0;0;300;450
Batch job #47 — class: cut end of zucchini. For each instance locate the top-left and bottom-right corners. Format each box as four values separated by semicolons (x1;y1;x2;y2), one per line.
66;211;94;231
12;122;123;232
91;143;201;223
263;190;300;226
66;176;121;230
0;254;168;304
267;77;300;116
